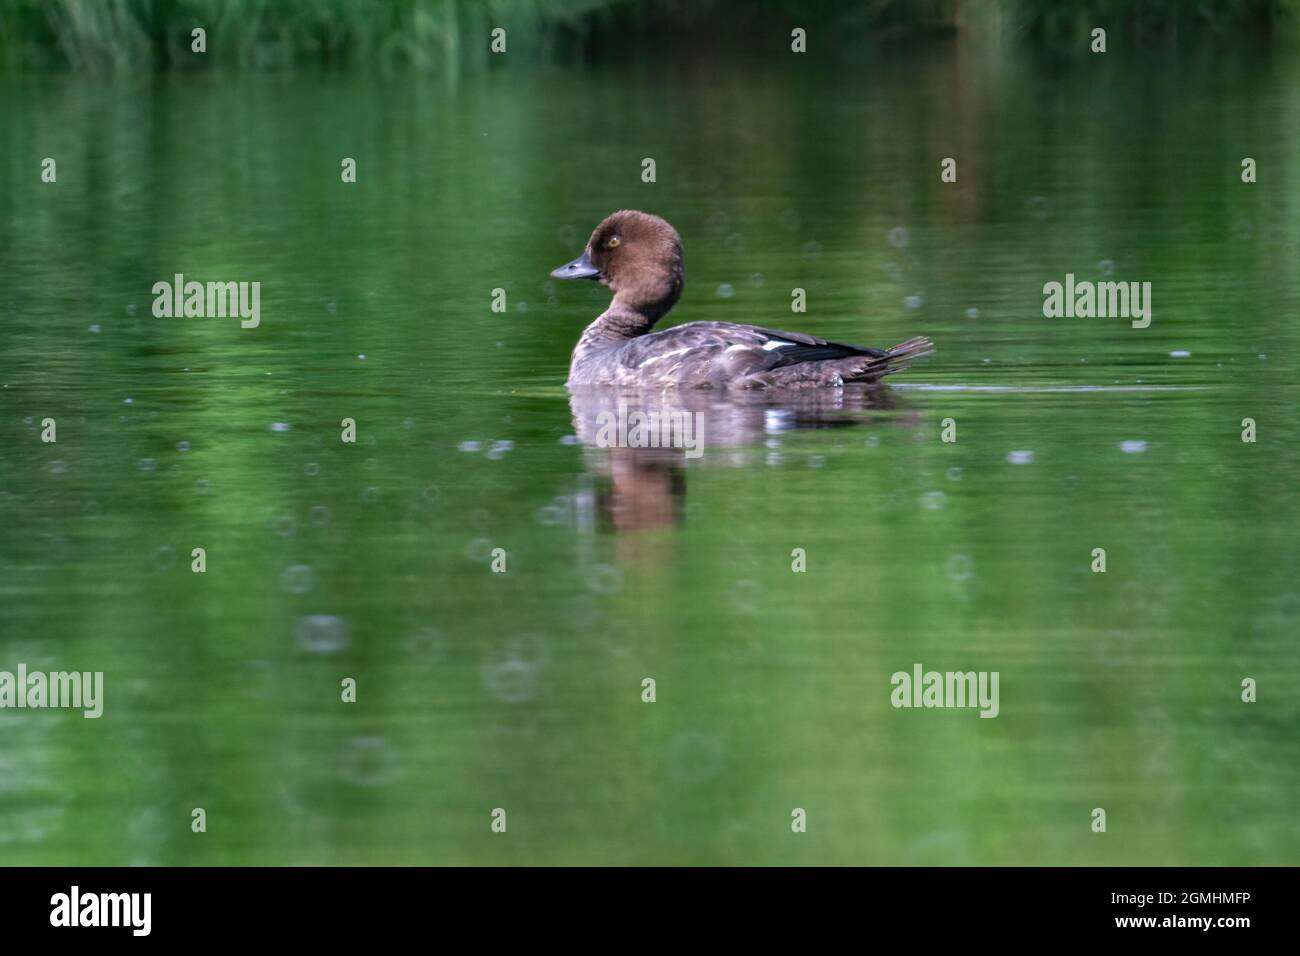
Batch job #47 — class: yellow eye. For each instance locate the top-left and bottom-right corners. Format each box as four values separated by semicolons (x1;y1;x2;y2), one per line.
607;236;620;248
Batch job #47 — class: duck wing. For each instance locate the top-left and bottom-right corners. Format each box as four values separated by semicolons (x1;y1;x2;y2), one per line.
620;321;887;377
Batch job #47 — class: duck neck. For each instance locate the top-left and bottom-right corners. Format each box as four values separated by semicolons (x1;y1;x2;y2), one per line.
577;301;662;348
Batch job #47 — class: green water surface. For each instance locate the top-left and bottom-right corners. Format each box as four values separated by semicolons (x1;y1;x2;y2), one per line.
1;45;1298;865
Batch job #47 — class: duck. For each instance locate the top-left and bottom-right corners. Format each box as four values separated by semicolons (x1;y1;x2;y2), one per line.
551;210;933;389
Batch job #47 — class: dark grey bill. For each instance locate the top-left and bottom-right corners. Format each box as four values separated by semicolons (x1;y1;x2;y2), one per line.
550;249;601;280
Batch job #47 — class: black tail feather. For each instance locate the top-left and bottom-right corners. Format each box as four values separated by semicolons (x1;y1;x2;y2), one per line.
878;335;934;376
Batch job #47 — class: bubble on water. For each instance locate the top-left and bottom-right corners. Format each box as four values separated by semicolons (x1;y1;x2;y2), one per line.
887;226;910;249
151;545;176;570
295;614;350;653
728;579;762;614
194;479;212;495
123;397;133;405
88;324;101;333
360;486;382;503
126;303;137;315
716;283;735;299
325;300;338;314
46;461;67;475
748;272;765;287
1098;259;1116;276
406;627;448;664
766;452;784;466
304;462;320;476
308;504;331;526
593;616;637;659
137;458;158;472
357;354;366;361
964;307;980;319
422;485;441;503
481;657;538;703
458;440;481;453
486;440;513;461
866;435;880;448
535;499;568;525
586;564;623;595
481;638;547;704
668;732;724;783
807;455;826;469
559;435;580;445
1119;440;1148;454
270;422;290;433
514;301;529;313
466;537;494;562
723;233;746;253
946;467;963;481
904;294;924;309
271;512;297;536
280;565;315;595
921;491;946;510
176;440;190;452
507;633;549;667
341;736;395;788
1006;450;1034;465
946;554;975;582
778;208;801;232
1168;350;1191;358
1027;195;1050;220
801;241;821;259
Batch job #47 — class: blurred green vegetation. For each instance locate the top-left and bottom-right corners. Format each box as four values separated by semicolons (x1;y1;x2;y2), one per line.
1;0;1296;73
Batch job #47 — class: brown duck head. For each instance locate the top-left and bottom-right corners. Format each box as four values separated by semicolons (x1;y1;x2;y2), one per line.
551;210;684;320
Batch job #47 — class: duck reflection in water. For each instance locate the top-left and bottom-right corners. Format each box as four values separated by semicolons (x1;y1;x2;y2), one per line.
568;384;919;535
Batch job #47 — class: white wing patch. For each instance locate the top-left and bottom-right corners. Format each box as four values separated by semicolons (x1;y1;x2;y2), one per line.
763;339;795;351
